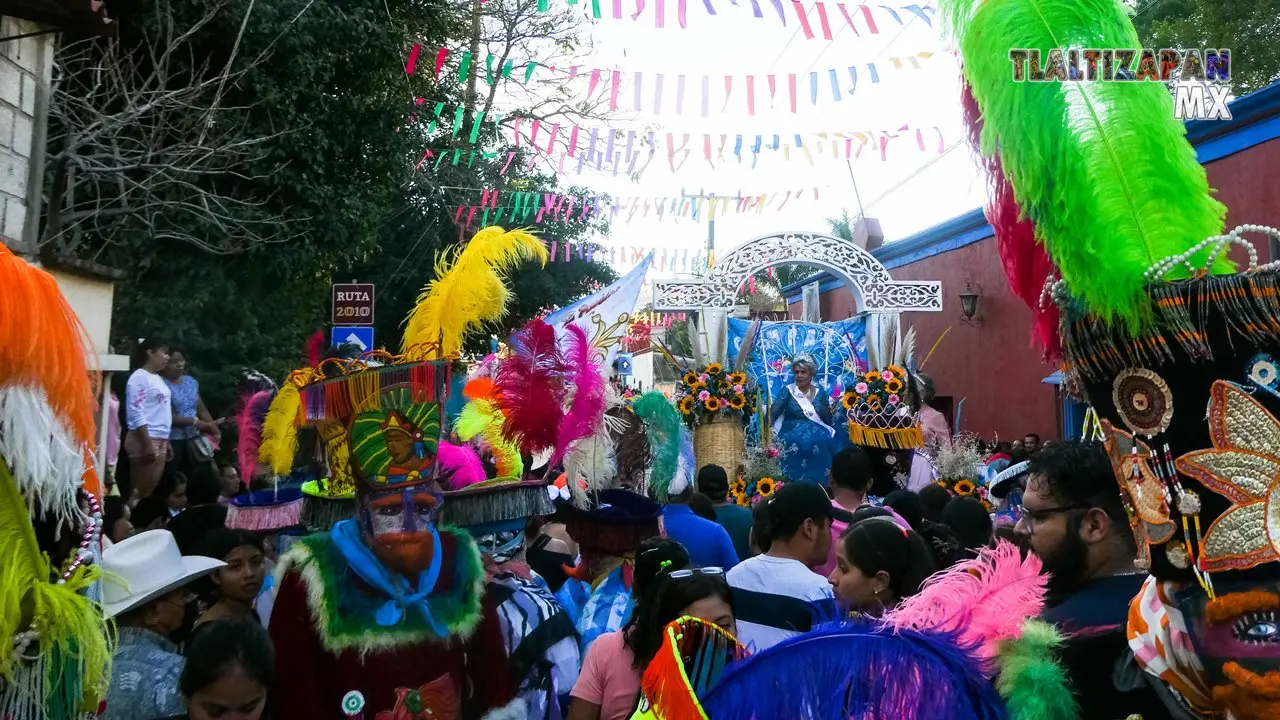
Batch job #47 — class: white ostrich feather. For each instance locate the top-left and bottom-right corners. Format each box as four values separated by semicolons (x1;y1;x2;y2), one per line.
563;429;616;509
0;384;87;525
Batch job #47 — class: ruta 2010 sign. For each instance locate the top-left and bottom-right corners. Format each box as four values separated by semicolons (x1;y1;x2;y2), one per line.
332;283;375;324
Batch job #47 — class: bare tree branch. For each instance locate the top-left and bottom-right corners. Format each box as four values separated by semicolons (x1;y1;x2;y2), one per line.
43;1;303;255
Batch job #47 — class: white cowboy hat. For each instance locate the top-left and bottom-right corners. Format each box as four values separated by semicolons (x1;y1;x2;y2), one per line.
101;529;225;617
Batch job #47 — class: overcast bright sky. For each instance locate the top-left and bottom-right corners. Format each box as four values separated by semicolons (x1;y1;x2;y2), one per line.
520;1;990;276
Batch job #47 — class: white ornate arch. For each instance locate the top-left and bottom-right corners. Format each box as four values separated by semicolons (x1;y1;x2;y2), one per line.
652;231;943;312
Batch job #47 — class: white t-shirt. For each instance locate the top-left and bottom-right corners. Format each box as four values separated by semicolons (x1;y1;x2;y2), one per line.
726;554;837;652
126;368;172;439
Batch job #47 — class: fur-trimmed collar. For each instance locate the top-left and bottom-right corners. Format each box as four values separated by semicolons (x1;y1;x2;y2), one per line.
276;526;486;655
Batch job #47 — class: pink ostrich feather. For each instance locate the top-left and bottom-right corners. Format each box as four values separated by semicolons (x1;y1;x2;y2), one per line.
884;540;1047;669
236;390;275;483
437;440;487;490
552;324;606;466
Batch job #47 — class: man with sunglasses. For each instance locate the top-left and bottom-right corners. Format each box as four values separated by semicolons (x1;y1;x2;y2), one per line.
1015;440;1165;718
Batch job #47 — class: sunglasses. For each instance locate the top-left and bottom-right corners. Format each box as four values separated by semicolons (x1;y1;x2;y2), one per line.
669;567;726;579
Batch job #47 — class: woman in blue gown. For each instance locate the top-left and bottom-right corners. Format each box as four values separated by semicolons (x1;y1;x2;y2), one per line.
769;355;838;486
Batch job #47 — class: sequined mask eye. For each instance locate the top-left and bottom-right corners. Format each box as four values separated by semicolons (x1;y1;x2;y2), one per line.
1234;612;1280;645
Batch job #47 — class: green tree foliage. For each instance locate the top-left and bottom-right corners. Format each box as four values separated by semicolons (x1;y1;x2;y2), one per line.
52;0;614;413
1129;0;1280;94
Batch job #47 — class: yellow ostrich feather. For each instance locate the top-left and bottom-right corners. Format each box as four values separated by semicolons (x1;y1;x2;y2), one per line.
0;458;113;709
402;226;548;359
258;382;302;476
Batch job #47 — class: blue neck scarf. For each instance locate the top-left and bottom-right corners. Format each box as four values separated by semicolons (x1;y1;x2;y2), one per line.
329;519;448;635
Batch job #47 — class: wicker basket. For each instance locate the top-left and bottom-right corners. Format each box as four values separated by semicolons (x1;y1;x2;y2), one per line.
693;414;747;479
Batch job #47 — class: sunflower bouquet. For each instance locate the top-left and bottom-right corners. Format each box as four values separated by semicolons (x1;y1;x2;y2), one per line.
675;362;759;427
933;434;993;511
731;443;786;506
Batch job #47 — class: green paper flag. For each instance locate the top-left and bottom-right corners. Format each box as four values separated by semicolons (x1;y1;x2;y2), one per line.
538;0;548;11
451;106;464;138
426;102;445;134
457;52;472;83
591;0;601;17
485;54;495;85
525;62;538;83
502;59;514;79
469;112;485;143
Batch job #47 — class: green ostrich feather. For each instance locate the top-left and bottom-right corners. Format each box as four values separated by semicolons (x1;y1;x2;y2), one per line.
995;620;1080;720
632;391;683;502
942;0;1228;328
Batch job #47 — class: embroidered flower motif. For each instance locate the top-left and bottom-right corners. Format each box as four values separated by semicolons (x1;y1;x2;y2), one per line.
1176;381;1280;573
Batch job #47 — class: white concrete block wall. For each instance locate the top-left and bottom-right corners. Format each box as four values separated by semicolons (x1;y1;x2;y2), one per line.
0;15;53;246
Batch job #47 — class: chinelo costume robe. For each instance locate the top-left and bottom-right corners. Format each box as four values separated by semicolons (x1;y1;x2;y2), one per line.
267;526;524;720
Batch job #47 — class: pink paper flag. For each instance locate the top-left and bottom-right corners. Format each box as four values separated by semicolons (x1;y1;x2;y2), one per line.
767;75;776;107
610;71;621;111
815;2;833;39
568;125;581;156
454;206;465;223
500;151;516;174
530;119;542;146
655;0;664;27
723;75;733;110
792;1;814;38
860;3;878;33
614;0;623;17
588;68;602;97
703;134;712;161
406;43;422;75
633;0;645;20
434;48;448;80
678;0;688;26
915;128;925;151
546;123;560;153
746;75;755;115
787;73;797;113
701;76;710;117
465;207;477;226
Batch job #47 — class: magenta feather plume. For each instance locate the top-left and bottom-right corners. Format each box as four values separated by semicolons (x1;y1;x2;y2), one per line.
553;324;606;465
961;82;1062;361
437;440;487;490
236;390;276;483
884;540;1047;670
496;318;568;455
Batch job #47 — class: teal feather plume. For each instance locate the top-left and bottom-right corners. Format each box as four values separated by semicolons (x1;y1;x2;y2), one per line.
631;391;682;502
942;0;1228;327
995;619;1080;720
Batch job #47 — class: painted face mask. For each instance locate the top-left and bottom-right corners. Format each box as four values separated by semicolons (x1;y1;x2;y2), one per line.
359;487;443;577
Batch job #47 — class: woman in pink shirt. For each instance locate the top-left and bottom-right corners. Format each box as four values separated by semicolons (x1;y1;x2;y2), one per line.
569;571;737;720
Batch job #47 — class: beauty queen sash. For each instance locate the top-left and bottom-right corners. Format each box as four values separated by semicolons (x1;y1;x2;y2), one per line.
774;384;836;438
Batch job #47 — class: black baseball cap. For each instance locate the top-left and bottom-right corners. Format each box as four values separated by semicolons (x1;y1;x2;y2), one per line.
767;482;853;537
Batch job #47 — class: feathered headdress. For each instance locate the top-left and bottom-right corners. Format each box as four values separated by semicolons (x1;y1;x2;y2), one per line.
885;539;1048;667
495;319;568;456
455;378;523;479
562;381;628;508
701;620;1006;720
401;226;547;359
237;389;276;483
0;243;100;523
0;459;113;714
631;391;683;502
943;0;1227;326
960;83;1062;360
553;324;606;465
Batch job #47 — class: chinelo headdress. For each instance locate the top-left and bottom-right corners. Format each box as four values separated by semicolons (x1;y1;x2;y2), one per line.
0;242;113;717
945;0;1280;714
257;226;547;528
842;312;924;449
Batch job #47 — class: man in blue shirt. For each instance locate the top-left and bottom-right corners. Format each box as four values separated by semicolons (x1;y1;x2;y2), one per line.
696;464;754;561
662;483;740;570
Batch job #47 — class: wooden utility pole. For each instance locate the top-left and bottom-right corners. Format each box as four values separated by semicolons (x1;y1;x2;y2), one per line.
680;188;745;269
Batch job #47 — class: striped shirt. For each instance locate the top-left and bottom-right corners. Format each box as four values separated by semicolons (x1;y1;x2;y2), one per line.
489;570;580;720
726;555;838;652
